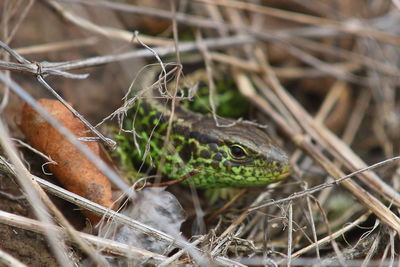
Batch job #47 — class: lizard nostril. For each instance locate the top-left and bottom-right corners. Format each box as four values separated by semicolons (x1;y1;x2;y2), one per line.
275;162;281;168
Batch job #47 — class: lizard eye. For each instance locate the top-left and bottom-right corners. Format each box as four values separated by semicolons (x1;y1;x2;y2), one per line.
229;145;247;159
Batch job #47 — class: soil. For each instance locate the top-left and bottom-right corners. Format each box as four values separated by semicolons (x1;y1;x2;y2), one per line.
0;173;58;267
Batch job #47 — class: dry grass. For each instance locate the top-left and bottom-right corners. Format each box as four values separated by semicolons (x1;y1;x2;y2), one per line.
0;0;399;266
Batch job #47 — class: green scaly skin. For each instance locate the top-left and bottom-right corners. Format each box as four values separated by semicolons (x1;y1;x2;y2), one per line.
117;97;290;188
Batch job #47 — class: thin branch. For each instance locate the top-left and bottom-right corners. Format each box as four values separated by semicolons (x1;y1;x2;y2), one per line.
36;76;116;150
14;37;99;55
287;202;293;266
47;0;172;47
0;35;256;74
0;248;26;267
249;156;400;212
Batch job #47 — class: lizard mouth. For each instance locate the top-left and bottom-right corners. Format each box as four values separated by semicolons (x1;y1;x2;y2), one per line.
277;166;291;180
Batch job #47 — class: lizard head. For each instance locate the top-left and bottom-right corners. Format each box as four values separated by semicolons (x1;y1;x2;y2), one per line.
172;116;290;188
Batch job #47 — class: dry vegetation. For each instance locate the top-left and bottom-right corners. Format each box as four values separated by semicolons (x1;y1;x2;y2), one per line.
0;0;400;266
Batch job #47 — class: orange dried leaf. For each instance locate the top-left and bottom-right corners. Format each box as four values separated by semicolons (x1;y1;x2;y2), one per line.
20;99;113;223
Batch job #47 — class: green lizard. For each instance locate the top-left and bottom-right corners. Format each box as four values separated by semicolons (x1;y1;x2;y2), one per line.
116;88;290;188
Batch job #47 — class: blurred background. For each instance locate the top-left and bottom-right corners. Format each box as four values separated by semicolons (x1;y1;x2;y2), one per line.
1;0;400;265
